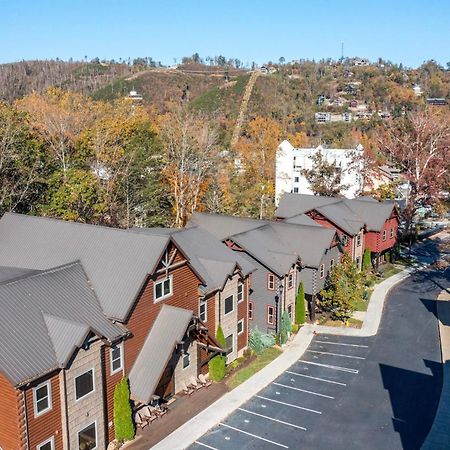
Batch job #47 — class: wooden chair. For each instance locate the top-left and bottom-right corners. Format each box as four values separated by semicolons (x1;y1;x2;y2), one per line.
189;376;203;390
141;406;158;423
134;412;148;429
199;373;212;387
180;380;194;395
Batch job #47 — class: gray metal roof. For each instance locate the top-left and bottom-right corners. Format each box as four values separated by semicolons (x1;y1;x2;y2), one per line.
130;226;255;295
276;193;339;218
190;213;337;275
285;214;321;227
0;213;171;321
129;305;193;404
276;193;395;234
0;262;125;386
0;265;40;283
343;199;395;232
189;212;267;240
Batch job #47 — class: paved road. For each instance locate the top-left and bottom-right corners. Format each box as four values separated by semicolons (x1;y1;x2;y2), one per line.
190;268;447;450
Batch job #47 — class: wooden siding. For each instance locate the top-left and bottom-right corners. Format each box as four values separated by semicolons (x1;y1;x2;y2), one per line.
103;345;123;443
364;216;399;253
25;372;63;450
0;373;21;450
124;243;202;374
205;292;216;335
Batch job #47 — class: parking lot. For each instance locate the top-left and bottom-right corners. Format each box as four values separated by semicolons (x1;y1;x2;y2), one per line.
189;334;372;450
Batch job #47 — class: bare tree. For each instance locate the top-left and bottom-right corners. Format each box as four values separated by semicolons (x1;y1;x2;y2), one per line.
379;109;450;244
160;107;218;227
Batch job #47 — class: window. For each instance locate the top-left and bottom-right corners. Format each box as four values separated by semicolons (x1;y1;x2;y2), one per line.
33;381;52;417
356;234;361;247
287;272;294;289
330;259;335;271
294;176;299;183
37;437;54;450
237;282;244;303
224;295;234;315
293;187;299;193
382;230;387;241
320;264;325;279
182;353;190;369
390;228;394;238
225;334;234;354
356;257;361;268
341;235;348;246
267;274;275;290
267;306;275;325
75;369;94;401
287;304;293;321
199;298;207;322
237;319;244;335
248;301;254;320
154;276;172;301
110;344;123;375
78;422;97;450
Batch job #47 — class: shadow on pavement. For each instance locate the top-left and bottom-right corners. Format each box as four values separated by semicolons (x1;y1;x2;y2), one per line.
380;360;443;450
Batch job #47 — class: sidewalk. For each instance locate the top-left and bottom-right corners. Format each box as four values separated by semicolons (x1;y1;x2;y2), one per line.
422;288;450;450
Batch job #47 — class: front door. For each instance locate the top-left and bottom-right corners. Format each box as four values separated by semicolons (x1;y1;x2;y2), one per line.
155;366;174;399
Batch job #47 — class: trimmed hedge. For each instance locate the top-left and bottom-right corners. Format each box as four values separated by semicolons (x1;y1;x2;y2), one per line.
114;378;134;442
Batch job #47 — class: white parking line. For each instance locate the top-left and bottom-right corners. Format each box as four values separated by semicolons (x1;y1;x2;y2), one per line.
286;370;347;386
307;350;365;360
219;423;289;448
273;382;335;399
315;340;369;348
256;395;322;414
299;360;359;374
238;408;307;430
194;441;219;450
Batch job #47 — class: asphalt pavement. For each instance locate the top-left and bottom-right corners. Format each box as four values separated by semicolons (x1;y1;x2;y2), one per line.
190;268;446;450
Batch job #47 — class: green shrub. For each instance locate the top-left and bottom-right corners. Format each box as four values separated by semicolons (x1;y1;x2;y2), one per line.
114;378;134;442
291;323;299;333
363;249;372;272
249;327;275;354
208;354;226;381
260;332;275;348
295;282;306;325
385;252;390;263
208;324;226;381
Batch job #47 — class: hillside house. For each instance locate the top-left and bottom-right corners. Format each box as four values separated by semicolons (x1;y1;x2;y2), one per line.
0;213;252;450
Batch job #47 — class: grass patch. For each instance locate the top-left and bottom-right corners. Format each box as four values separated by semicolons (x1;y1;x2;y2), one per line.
91;78;138;101
353;296;369;311
319;317;363;329
226;347;282;389
232;75;250;96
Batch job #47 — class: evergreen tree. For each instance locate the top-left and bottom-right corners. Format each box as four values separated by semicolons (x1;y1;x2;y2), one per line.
363;249;372;272
295;281;306;325
113;378;134;442
208;324;226;381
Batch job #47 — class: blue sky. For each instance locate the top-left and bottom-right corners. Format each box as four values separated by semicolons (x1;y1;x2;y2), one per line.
1;0;449;67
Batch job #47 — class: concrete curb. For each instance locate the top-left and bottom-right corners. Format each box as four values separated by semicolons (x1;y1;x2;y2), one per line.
313;267;414;337
422;290;450;450
150;325;314;450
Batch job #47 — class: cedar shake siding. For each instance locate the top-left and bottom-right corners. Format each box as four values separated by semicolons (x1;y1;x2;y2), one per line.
0;373;21;450
25;372;63;450
124;245;202;374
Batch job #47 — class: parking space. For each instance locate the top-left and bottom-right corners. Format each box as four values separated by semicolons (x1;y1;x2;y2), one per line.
190;334;372;450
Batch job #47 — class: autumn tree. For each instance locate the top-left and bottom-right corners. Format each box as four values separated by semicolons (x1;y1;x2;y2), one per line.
302;151;349;196
16;88;93;176
234;116;282;218
378;109;450;243
159;106;218;227
0;102;47;215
